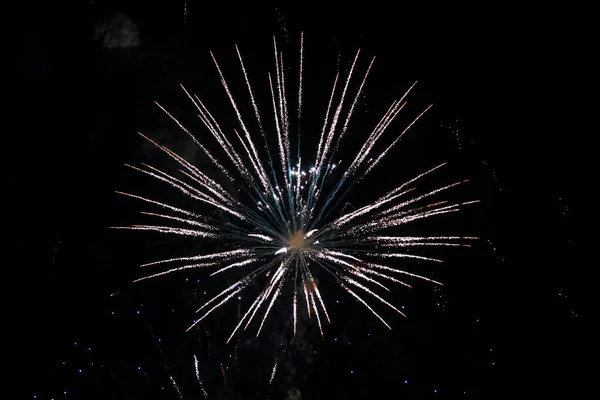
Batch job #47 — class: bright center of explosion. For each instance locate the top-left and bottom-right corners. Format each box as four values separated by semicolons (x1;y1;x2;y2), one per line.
288;231;307;250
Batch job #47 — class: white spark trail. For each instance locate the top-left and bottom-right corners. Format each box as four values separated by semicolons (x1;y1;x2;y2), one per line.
111;225;218;240
210;52;271;192
210;258;259;276
169;374;183;399
269;359;278;385
193;354;209;398
247;234;275;242
317;49;361;170
139;211;219;231
140;249;252;268
186;287;244;332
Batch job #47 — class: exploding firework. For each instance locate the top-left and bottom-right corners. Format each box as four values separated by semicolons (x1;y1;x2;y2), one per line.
113;33;478;341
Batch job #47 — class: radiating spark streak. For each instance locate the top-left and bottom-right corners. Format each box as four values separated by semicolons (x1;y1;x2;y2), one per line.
226;292;263;343
111;225;218;239
366;262;444;286
243;292;267;331
330;57;376;159
293;262;298;336
210;258;259;276
139;162;227;207
137;130;234;204
139;211;219;231
220;363;227;384
177;168;233;206
355;266;412;288
210;52;271;192
346;267;391;292
196;280;246;313
266;262;287;292
342;203;446;237
309;289;324;338
132;262;218;282
340;197;475;239
331;164;456;230
276;48;290;158
344;277;406;317
365;253;443;263
308;274;331;323
273;37;284;125
294;253;327;327
322;249;363;262
186;288;244;332
317;253;390;292
365;104;434;175
378;242;468;248
376;200;480;232
125;163;246;220
314;72;340;171
235;45;285;212
354;161;446;214
317;49;361;173
188;93;253;181
257;279;283;337
197;260;284;335
305;229;318;238
342;283;391;329
350;99;408;173
298;31;304;121
253;266;287;338
153;101;236;182
371;236;479;242
269;359;278;385
273;38;293;193
314;81;408;221
280;52;290;143
350;80;418;171
332;187;415;227
312;160;447;235
303;280;311;318
169;374;183;399
239;260;287;333
269;72;289;188
115;191;201;218
193;354;208;398
232;127;271;193
141;249;251;268
235;45;270;152
176;92;288;235
120;34;478;339
379;180;470;218
247;234;275;242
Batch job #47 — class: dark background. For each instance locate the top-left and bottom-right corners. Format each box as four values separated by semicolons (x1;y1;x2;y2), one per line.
18;2;587;399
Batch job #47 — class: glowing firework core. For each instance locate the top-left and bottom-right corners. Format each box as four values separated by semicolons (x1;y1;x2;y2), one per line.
288;231;308;250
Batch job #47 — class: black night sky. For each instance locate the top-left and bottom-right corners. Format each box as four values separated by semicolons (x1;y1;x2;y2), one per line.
19;2;587;399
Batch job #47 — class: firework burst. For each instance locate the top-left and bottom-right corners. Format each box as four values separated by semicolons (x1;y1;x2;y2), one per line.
113;33;478;341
